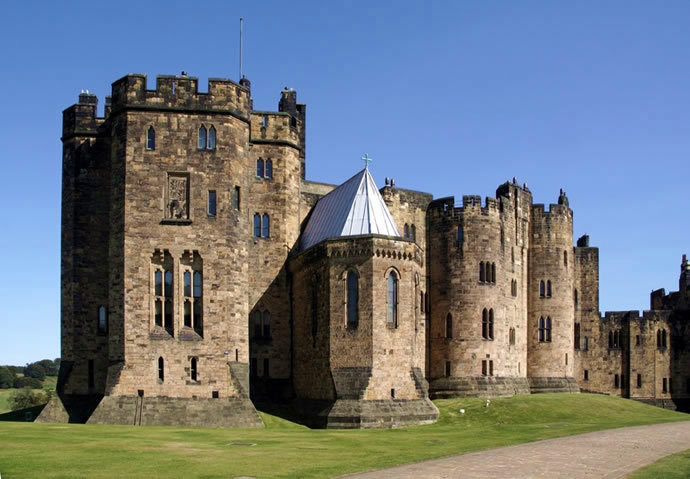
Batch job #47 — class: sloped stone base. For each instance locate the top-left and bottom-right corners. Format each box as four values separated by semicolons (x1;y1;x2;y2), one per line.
293;398;439;429
429;376;531;399
37;393;264;428
36;394;104;424
86;395;264;427
528;377;580;394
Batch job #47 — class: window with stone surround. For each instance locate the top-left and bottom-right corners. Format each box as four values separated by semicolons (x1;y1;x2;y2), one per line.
545;317;552;342
404;224;410;239
181;251;203;337
637;374;642;388
564;250;568;267
165;173;190;221
546;280;552;297
445;361;451;377
489;309;494;339
252;310;271;340
614;374;619;388
265;159;273;179
146;126;155;150
663;377;668;393
253;213;270;238
539;281;545;297
198;126;207;149
411;224;416;242
584;370;589;381
256;158;264;177
574;323;580;350
151;250;174;336
509;327;515;345
538;317;551;342
482;309;489;339
583;336;589;351
234;186;241;210
482;360;487;376
207;126;216;150
190;357;198;382
479;262;485;282
158;357;165;383
97;305;107;335
311;274;319;346
346;271;359;329
208;190;216;217
387;271;399;328
445;313;453;339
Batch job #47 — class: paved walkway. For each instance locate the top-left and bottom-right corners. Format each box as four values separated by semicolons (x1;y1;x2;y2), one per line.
345;421;690;478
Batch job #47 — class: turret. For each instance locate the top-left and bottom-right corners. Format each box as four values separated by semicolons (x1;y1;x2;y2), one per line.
680;254;689;297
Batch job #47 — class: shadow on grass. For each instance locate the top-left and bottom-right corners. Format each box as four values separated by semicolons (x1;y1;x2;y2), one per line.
0;404;45;422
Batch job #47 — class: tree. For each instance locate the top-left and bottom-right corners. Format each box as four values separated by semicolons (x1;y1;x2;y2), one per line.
24;363;46;381
0;366;13;389
13;376;43;389
37;359;58;376
8;388;51;411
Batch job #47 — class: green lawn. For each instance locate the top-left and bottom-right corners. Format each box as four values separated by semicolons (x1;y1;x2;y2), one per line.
0;393;687;479
628;449;690;479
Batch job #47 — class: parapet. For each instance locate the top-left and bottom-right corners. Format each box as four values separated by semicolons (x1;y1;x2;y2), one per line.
109;73;251;118
249;111;301;148
62;91;105;140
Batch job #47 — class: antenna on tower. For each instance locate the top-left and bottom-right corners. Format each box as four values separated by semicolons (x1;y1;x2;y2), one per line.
239;18;244;80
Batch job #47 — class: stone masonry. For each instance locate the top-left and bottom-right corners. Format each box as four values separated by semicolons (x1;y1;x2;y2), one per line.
39;71;690;428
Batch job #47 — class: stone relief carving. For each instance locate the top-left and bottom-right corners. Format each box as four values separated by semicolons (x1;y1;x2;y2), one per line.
168;175;189;219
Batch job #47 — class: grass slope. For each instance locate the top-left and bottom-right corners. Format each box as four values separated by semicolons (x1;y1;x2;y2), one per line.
627;449;690;479
0;393;687;479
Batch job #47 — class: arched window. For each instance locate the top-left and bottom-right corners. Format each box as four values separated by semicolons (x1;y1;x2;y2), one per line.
445;313;453;339
482;308;489;339
539;281;545;297
457;225;464;248
387;271;398;328
256;159;264;178
545;317;552;342
491;263;496;283
253;214;261;237
265;159;273;179
479;262;485;282
662;329;667;348
404;224;409;239
193;271;203;335
262;214;270;238
198;126;207;149
158;357;164;382
207;126;216;150
98;305;107;334
164;271;173;297
347;271;359;329
488;309;494;340
657;329;662;347
190;357;198;382
546;280;552;297
263;311;271;338
538;317;545;342
411;224;416;242
146;126;155;150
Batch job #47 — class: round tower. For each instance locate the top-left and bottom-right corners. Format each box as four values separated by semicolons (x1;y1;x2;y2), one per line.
527;190;578;392
427;182;532;398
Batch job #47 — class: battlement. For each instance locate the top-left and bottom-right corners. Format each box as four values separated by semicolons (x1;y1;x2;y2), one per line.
62;92;105;140
531;203;572;218
109;73;251;118
249;111;301;148
603;310;641;321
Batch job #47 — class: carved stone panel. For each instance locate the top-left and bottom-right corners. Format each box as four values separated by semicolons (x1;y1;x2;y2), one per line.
167;173;189;219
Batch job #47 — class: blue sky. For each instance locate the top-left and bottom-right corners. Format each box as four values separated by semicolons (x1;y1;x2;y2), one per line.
0;1;688;365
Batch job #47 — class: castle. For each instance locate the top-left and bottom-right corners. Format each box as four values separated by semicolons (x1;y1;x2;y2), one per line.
38;72;690;428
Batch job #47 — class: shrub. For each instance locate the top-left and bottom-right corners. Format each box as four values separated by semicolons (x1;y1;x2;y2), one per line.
13;376;43;389
8;388;51;411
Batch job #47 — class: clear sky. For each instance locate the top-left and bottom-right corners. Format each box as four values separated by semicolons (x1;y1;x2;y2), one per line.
0;1;688;365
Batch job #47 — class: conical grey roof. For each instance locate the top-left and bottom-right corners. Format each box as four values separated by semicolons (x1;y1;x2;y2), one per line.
300;168;400;251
